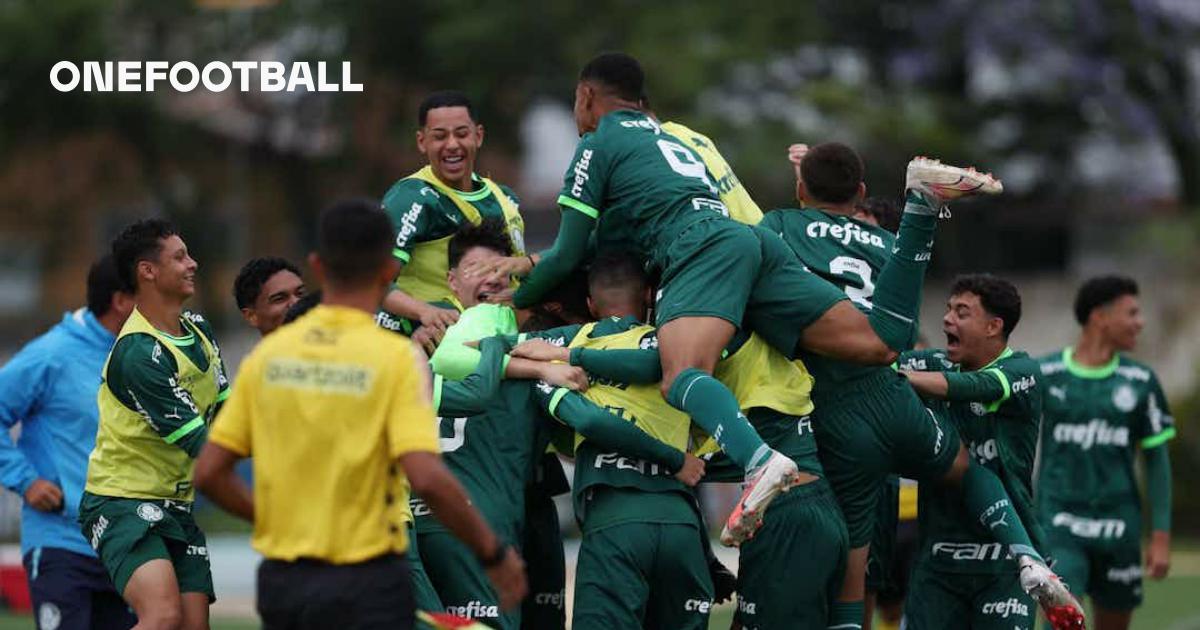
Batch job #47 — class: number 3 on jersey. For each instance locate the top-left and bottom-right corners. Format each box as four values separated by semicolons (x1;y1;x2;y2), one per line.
657;139;718;195
829;256;875;308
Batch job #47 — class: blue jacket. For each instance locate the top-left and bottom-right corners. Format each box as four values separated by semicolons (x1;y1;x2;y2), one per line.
0;308;116;557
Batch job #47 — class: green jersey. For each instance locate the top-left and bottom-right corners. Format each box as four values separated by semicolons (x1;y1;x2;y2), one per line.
383;174;523;263
760;208;898;396
1037;348;1176;508
559;109;731;265
899;347;1045;575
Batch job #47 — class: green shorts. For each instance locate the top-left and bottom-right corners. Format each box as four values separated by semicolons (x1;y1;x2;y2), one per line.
866;475;901;594
654;220;845;359
1041;498;1143;611
905;563;1035;630
406;522;443;613
520;488;565;630
813;370;960;547
78;492;214;601
572;489;713;630
736;479;848;630
418;529;518;629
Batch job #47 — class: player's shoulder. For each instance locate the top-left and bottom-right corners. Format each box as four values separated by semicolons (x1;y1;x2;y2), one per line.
496;183;521;205
109;332;174;374
1114;355;1158;385
183;310;218;341
996;349;1040;380
383;178;441;211
1035;348;1068;375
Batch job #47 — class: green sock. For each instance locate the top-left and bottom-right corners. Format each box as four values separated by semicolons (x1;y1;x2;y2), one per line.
666;368;771;471
867;192;938;351
962;461;1043;562
827;600;864;629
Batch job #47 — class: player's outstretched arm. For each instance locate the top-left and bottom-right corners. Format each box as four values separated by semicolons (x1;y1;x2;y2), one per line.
510;209;595;308
508;338;663;384
402;451;528;609
435;336;511;416
195;442;254;521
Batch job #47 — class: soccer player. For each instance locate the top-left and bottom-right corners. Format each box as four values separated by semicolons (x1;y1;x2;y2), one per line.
79;219;230;630
232;257;306;336
195;199;526;630
896;274;1054;630
1036;276;1175;630
0;256;136;630
765;143;1081;629
468;53;992;552
379;90;526;341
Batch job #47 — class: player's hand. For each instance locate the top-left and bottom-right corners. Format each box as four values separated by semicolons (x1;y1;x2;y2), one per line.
788;143;808;181
708;554;737;603
483;287;516;307
24;479;63;512
411;325;444;356
486;546;528;610
1146;530;1171;580
510;339;570;363
461;256;533;280
674;454;706;487
419;305;459;332
539;363;589;392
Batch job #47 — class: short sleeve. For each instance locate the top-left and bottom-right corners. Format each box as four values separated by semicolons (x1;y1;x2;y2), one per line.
556;133;606;220
106;335;208;455
209;353;257;457
1140;373;1176;449
382;182;435;264
387;342;440;458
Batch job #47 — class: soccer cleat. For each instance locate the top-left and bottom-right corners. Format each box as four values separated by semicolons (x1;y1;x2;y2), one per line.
417;610;492;629
720;450;802;546
905;156;1003;204
1018;557;1087;629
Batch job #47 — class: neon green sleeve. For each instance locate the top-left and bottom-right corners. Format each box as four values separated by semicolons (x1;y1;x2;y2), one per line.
434;336;510;416
429;304;518;380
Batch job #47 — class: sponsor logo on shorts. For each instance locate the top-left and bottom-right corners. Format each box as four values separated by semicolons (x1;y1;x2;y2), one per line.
1053;419;1129;449
981;598;1029;618
691;197;729;216
931;541;1008;562
737;598;757;615
684;598;712;613
1106;564;1142;585
797;416;813;436
91;515;110;549
137;502;165;523
410;497;430;517
533;590;564;609
804;219;888;249
570;149;594;198
969;438;999;464
1051;512;1126;539
445;601;499;619
38;602;62;630
187;545;208;557
594;452;672;478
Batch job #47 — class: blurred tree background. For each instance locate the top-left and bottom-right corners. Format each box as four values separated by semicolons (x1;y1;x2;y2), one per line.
1;0;1198;529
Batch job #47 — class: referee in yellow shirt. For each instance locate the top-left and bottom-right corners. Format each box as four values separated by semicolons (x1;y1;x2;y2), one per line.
195;199;526;629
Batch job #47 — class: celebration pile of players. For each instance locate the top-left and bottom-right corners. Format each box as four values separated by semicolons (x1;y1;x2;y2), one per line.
0;52;1176;630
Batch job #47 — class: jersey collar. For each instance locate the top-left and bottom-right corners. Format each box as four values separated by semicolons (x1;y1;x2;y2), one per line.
976;346;1014;371
449;174;490;202
1062;346;1119;379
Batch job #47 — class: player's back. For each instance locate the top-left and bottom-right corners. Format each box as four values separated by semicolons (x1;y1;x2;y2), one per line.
563;109;733;262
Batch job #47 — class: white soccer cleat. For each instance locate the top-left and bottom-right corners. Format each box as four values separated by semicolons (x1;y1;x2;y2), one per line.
905;156;1003;203
1018;557;1086;630
720;450;802;547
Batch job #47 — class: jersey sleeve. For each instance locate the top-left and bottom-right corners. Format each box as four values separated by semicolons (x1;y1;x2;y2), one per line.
105;334;208;458
895;349;954;373
556;132;607;220
516;324;584;348
209;352;258;457
382;181;437;264
757;211;781;232
186;312;230;407
944;356;1037;414
1139;372;1177;449
433;336;509;416
386;342;440;458
0;342;52;494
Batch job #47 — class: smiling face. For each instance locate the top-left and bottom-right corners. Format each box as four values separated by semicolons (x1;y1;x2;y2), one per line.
416;106;483;191
447;246;508;308
140;235;198;300
1092;293;1144;352
943;291;1004;367
245;269;306;336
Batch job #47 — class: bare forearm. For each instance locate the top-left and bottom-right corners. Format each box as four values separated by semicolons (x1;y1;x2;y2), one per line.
900;370;949;398
196;468;254;522
383;287;432;321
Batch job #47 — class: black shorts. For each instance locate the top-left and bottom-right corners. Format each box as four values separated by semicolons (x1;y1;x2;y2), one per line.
257;553;414;630
23;547;136;630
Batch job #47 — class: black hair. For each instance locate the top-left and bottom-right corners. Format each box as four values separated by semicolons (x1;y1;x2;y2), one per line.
233;257;301;310
588;249;648;293
855;196;901;233
1074;275;1139;325
520;268;591;332
800;142;865;205
86;254;125;317
282;290;322;325
950;274;1022;339
317;199;394;286
418;90;476;127
579;52;645;102
111;218;179;292
447;217;514;269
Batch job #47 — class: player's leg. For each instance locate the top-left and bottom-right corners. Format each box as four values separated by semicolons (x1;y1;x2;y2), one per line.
570;524;653;630
1089;507;1142;630
407;523;446;613
23;548;103;630
122;559;184;630
902;563;973;630
520;484;566;630
169;510;214;630
864;477;900;630
646;522;714;630
419;530;516;629
970;572;1036;630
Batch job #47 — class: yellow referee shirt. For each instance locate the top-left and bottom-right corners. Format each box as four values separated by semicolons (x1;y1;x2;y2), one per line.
210;304;438;563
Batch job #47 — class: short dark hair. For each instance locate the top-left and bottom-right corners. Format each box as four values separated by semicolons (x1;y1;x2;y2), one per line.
855;196;901;233
1074;275;1139;325
521;268;591;332
111;218;179;292
447;217;513;269
801;143;865;205
86;254;125;317
233;257;300;310
317;199;394;286
580;52;645;102
588;249;648;294
418;90;476;127
950;274;1022;339
283;290;322;325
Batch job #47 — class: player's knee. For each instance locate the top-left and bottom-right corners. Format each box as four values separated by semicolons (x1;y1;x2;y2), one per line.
940;446;971;488
139;603;185;630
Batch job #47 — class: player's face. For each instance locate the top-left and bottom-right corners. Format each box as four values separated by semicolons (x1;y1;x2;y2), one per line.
1099;293;1144;352
448;246;508;308
417;106;483;190
148;235;198;299
943;292;1002;366
246;270;306;336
